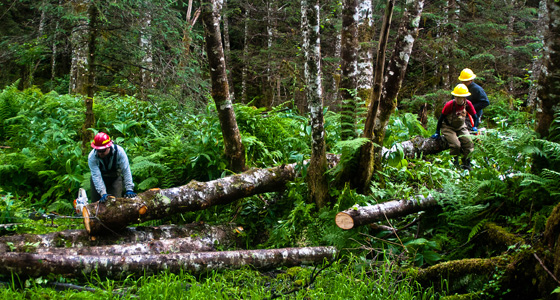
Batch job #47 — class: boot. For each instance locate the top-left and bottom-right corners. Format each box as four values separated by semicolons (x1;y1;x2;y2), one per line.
453;156;460;168
462;158;472;171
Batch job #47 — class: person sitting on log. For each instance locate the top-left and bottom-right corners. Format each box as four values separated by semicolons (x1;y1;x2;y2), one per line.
88;132;136;202
431;84;478;170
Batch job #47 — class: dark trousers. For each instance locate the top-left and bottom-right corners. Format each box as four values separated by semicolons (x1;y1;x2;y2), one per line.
90;175;123;202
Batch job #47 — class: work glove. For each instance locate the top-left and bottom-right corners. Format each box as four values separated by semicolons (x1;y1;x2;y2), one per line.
430;133;441;140
124;190;137;198
472;126;478;133
99;194;109;203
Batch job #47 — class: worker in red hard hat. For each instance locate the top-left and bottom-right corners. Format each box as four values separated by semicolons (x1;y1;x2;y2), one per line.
88;132;136;203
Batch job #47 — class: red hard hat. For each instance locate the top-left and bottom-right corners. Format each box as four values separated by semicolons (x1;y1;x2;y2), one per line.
91;132;113;149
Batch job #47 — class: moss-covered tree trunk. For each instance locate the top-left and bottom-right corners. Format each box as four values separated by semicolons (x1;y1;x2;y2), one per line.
202;0;246;173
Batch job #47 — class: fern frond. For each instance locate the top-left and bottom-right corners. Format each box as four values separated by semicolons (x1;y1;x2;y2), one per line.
467;219;488;242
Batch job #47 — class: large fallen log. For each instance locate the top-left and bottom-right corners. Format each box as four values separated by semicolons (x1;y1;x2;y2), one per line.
0;223;238;254
0;246;337;278
82;164;299;235
335;194;437;229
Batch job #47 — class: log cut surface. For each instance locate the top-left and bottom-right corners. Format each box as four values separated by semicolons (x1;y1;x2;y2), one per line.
335;194;437;229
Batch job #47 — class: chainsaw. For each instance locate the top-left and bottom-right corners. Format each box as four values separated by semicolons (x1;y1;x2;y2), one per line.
73;188;89;215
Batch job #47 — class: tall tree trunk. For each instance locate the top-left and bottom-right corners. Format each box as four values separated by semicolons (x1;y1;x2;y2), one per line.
372;0;425;170
202;0;246;172
536;0;560;138
302;0;329;208
353;0;394;193
357;0;374;108
241;7;249;103
339;0;359;141
527;0;548;112
140;10;154;100
78;1;97;151
222;0;235;100
69;0;90;95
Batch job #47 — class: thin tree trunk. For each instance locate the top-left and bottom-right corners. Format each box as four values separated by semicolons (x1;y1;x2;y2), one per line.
302;0;329;208
0;246;337;278
354;0;394;193
140;9;154;99
81;1;97;151
357;0;374;108
340;0;359;141
535;0;560;139
372;0;425;170
242;7;249;103
335;194;437;229
527;0;547;112
223;0;235;100
69;0;90;95
202;0;246;172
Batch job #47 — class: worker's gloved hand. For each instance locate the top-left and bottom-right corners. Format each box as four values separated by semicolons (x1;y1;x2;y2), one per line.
472;126;478;133
430;133;441;140
124;190;137;198
99;194;109;203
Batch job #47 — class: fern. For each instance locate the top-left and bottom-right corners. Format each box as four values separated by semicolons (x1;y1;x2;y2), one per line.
467;219;488;242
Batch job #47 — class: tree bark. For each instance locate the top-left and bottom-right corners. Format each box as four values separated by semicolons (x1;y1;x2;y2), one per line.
202;0;246;172
356;0;374;108
82;164;297;235
335;194;437;229
302;0;329;209
354;0;394;193
0;246;337;278
340;0;359;141
535;0;560;139
371;0;425;170
0;223;238;254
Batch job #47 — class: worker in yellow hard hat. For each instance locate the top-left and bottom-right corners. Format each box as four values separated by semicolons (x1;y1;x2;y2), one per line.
431;84;478;170
458;68;489;132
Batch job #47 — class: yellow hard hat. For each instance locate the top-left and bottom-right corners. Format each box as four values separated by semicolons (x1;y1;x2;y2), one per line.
458;68;476;81
451;83;471;97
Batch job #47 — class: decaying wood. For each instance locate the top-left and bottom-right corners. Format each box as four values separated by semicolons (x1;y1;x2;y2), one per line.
83;164;298;235
335;194;437;229
0;246;337;278
0;223;237;254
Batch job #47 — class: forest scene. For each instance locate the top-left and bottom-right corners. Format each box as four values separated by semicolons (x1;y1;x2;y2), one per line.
1;0;560;299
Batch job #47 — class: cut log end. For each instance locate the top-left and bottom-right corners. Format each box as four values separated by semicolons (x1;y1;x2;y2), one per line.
83;206;91;234
335;212;354;230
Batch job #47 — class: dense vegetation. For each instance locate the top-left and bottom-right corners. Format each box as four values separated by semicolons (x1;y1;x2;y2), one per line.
1;0;559;299
1;81;559;298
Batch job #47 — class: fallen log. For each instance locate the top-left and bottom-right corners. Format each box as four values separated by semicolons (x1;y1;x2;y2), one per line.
82;164;299;235
0;223;238;254
382;135;448;160
34;236;218;256
335;194;437;230
0;246;337;278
